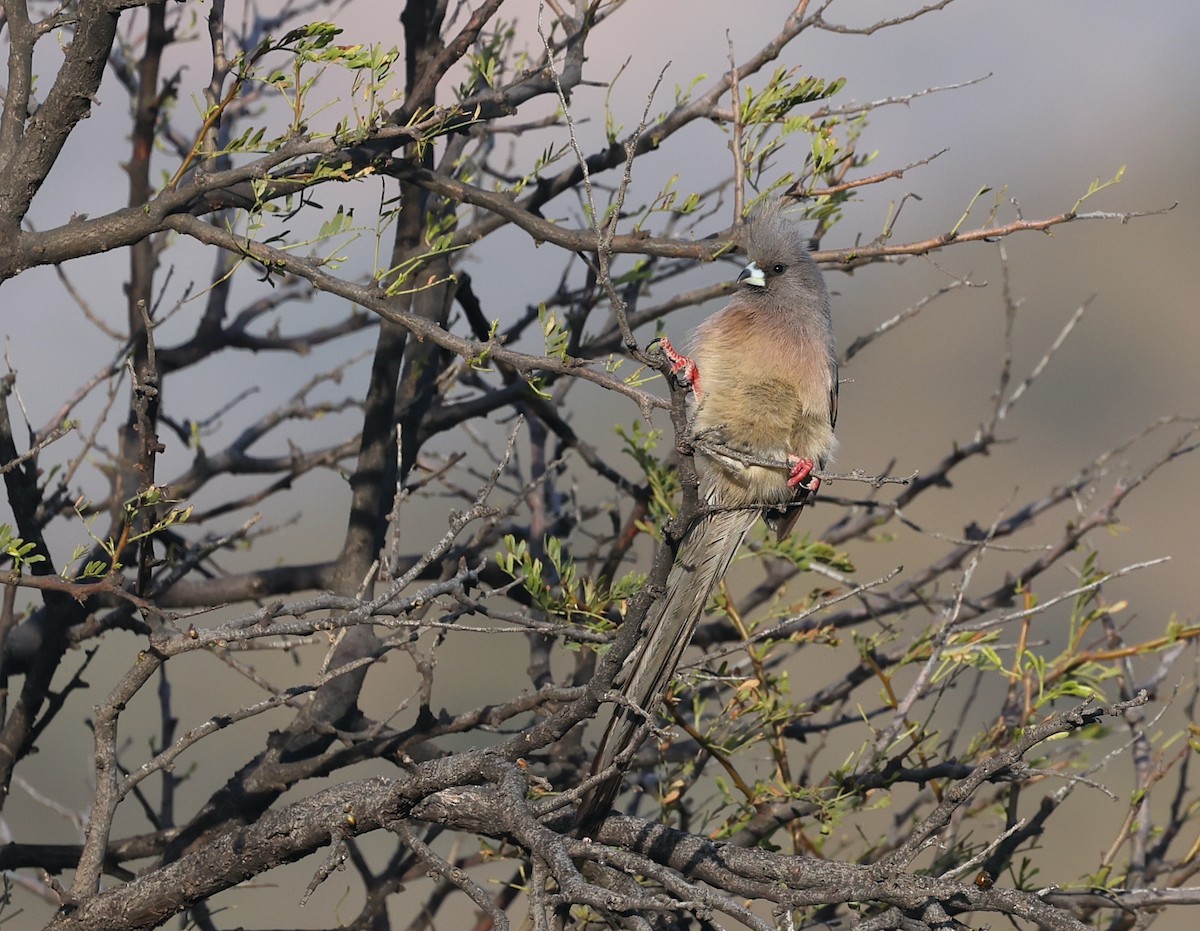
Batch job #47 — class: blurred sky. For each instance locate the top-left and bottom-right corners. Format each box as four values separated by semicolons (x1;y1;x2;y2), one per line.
1;0;1198;926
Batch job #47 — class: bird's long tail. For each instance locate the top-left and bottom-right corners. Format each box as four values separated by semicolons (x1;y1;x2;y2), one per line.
577;506;760;833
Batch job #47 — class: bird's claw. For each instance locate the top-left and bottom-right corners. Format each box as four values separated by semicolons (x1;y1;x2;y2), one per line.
786;456;820;493
649;336;701;397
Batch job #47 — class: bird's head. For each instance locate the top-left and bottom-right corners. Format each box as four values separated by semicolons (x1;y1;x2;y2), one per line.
734;202;826;302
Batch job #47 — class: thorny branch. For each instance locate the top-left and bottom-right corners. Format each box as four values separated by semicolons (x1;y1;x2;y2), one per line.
0;1;1195;930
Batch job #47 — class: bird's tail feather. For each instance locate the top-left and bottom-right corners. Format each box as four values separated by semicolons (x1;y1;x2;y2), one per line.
577;506;760;833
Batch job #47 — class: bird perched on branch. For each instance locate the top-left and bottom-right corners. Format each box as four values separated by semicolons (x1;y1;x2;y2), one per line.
578;202;838;833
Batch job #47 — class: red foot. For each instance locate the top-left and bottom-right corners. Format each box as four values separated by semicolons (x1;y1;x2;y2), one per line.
786;456;820;493
655;337;701;399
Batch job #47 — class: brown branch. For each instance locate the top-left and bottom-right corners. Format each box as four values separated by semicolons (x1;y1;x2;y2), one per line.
811;0;958;35
0;827;181;874
823;203;1177;269
382;160;1175;274
881;693;1150;871
695;440;914;487
793;148;949;199
0;1;119;229
161;213;665;418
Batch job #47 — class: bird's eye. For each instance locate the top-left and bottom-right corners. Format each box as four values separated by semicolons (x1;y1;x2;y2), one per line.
770;263;786;275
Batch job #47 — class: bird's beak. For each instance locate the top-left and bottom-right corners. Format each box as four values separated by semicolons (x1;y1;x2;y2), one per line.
737;261;766;288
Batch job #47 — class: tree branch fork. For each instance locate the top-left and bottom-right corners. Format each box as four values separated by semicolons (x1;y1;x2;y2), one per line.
43;694;1151;931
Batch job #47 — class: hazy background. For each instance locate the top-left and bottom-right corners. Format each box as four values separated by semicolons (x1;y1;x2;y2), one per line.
1;0;1197;926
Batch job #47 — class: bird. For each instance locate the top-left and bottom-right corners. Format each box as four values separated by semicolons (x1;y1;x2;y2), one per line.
577;202;838;834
